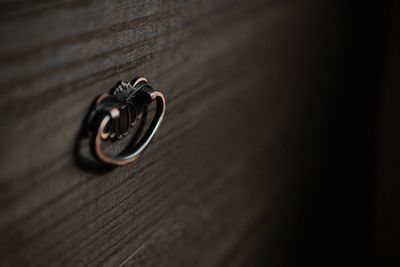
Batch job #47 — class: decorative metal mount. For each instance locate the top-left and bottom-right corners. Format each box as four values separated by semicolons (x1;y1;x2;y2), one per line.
86;77;165;166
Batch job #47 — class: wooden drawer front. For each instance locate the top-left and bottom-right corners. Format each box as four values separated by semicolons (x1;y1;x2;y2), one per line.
0;0;340;266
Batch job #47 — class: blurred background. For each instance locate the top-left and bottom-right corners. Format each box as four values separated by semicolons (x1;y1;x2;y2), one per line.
0;0;399;266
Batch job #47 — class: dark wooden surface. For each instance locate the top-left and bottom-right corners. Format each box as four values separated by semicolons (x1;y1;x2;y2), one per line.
0;0;383;266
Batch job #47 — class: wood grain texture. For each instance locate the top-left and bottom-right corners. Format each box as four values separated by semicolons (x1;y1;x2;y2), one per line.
0;0;350;266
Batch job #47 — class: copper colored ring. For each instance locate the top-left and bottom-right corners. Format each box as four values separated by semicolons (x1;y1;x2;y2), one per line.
92;82;165;166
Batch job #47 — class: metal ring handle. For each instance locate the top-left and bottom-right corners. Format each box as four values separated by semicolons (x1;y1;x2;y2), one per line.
89;78;166;166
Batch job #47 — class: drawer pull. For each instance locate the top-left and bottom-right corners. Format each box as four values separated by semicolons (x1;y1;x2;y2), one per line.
86;77;165;166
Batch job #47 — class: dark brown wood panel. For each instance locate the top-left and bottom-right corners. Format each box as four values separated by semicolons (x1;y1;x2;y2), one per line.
0;0;352;266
